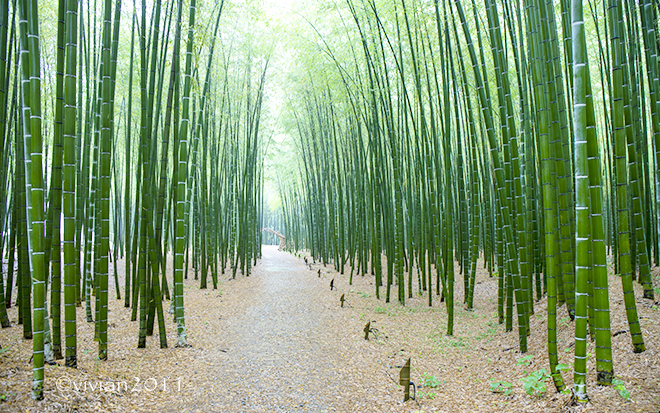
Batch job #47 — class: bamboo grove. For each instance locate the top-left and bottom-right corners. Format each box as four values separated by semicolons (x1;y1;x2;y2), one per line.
277;0;659;401
0;0;269;400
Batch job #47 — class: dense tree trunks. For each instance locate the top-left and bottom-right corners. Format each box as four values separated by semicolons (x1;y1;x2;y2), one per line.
277;0;658;395
0;0;658;402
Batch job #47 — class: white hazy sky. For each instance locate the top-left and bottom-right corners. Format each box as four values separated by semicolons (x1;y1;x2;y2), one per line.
264;0;298;18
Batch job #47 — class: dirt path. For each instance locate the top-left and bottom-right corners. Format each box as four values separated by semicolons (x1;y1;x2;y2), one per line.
187;246;399;412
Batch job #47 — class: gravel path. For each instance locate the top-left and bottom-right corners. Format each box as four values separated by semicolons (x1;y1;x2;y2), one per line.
192;246;398;412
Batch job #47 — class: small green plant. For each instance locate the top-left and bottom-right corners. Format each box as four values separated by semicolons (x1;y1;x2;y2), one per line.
559;317;571;326
556;363;571;372
449;337;468;348
475;326;499;341
490;379;513;396
421;372;441;388
357;291;370;298
517;355;534;366
612;378;631;401
520;369;550;396
417;391;437;400
374;306;386;314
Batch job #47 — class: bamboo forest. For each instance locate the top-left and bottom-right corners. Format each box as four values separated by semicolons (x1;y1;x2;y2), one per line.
0;0;659;411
